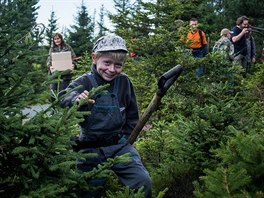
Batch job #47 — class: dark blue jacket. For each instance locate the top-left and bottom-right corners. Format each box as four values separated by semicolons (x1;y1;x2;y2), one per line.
231;26;247;56
59;65;139;138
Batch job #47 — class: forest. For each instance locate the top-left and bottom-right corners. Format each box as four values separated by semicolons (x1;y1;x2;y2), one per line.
1;0;264;197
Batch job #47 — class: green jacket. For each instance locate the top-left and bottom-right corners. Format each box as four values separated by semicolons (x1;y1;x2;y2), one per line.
212;37;234;60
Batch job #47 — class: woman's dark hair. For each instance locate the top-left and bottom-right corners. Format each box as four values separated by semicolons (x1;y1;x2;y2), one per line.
236;16;249;25
190;18;198;22
52;32;66;48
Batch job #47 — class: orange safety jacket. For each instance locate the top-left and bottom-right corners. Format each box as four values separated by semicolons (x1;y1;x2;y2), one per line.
186;30;207;49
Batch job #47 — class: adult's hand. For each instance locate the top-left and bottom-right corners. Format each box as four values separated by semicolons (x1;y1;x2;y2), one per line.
50;66;55;74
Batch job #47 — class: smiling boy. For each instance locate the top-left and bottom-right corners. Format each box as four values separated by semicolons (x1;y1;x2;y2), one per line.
59;34;152;198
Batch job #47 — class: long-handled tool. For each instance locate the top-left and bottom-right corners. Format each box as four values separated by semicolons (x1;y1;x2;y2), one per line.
250;25;264;36
71;65;182;152
128;64;183;144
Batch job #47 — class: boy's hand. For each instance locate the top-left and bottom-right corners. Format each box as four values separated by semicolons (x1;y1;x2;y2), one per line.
76;90;95;104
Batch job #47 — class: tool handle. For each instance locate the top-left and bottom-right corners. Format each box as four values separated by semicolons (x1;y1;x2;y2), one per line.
157;65;183;97
128;65;183;144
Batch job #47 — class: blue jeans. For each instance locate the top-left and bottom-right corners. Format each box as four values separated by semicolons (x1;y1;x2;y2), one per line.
192;49;205;76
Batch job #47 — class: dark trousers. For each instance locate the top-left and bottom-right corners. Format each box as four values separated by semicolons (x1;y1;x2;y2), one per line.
192;49;205;76
49;73;72;103
77;143;152;198
233;54;249;77
50;73;72;93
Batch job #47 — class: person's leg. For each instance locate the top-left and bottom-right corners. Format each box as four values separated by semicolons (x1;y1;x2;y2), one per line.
49;83;58;103
232;54;248;77
192;49;203;59
50;83;58;92
233;54;243;66
240;56;248;78
192;50;205;76
60;73;73;91
112;144;152;198
242;58;250;77
77;148;107;198
246;62;251;74
196;66;205;76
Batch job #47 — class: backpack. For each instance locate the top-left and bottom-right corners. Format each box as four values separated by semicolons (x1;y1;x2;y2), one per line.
198;30;208;55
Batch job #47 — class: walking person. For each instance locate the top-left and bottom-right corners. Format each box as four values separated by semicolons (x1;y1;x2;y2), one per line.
59;34;152;198
47;32;76;93
186;18;208;76
213;28;236;88
231;16;251;77
212;28;234;61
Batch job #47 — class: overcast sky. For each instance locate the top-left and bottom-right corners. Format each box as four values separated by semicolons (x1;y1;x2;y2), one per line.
36;0;115;32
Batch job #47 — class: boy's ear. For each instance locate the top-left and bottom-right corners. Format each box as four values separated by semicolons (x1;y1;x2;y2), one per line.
91;53;97;64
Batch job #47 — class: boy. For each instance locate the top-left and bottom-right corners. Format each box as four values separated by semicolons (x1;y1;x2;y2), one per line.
59;34;152;198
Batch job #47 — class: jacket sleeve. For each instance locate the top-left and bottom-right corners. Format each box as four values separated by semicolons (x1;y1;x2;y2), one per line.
229;42;235;60
121;77;139;137
59;74;90;108
69;45;77;59
251;37;256;58
67;44;77;68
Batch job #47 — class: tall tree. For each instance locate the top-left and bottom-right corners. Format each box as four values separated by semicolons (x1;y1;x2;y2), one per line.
0;1;118;197
0;0;41;76
45;10;59;47
67;2;94;56
0;1;46;196
109;0;132;36
97;4;107;38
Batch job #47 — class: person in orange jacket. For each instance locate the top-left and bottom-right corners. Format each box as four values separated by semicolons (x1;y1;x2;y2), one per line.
186;18;208;76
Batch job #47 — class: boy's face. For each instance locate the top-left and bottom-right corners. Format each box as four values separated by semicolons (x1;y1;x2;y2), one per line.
92;53;123;81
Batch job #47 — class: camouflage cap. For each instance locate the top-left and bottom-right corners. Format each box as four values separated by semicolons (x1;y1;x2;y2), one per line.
92;34;128;53
220;28;233;36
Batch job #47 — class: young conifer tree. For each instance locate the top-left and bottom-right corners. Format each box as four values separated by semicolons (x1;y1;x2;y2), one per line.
67;2;95;56
45;10;59;47
0;1;130;197
0;26;128;197
97;4;108;38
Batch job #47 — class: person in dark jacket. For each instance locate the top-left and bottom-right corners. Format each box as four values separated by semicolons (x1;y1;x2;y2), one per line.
59;34;152;198
47;32;76;93
231;16;251;76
